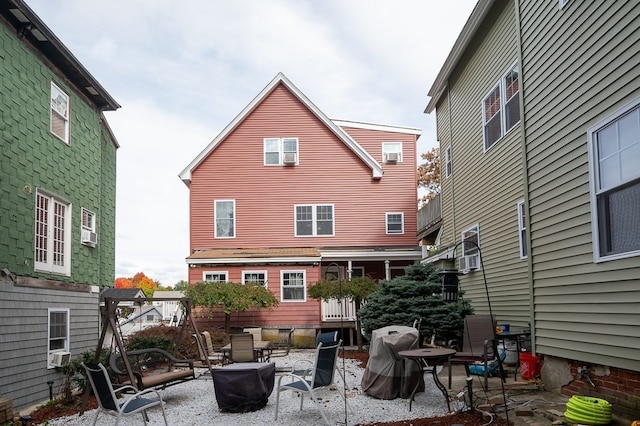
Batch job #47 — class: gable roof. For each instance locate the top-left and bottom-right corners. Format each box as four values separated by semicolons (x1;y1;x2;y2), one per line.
179;72;384;185
152;290;185;299
425;0;494;113
99;288;145;303
120;305;163;325
0;0;120;112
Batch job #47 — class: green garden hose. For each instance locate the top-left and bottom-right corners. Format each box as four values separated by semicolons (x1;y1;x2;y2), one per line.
564;395;612;425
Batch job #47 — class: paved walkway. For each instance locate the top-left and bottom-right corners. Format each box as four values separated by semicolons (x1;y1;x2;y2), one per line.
445;363;632;426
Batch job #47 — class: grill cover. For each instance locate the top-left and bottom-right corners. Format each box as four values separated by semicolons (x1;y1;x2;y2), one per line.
361;325;424;399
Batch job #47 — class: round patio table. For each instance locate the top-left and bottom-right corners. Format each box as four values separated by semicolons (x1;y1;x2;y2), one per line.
398;348;456;412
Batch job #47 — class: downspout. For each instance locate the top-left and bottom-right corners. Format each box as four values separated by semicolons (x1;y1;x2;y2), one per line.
447;83;457;252
513;0;535;352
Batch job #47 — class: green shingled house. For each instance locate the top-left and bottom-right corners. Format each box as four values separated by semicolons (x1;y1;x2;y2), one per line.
0;0;120;412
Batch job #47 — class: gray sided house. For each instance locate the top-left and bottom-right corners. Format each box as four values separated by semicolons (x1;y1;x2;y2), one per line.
0;0;120;413
423;0;640;418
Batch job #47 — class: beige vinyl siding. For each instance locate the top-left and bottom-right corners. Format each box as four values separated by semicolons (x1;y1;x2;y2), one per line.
435;2;530;324
521;0;640;370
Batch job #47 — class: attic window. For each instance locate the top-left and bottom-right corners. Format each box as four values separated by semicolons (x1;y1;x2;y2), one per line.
382;142;403;163
264;138;298;165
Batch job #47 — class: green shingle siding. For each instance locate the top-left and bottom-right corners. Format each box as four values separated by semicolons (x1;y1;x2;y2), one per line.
0;19;116;286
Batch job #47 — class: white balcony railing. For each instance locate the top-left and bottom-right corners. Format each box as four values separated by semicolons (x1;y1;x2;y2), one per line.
321;298;357;322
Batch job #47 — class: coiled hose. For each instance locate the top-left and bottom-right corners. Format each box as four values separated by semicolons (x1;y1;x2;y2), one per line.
564;395;612;425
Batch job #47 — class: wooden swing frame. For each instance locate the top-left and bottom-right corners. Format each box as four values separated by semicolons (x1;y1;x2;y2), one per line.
80;296;214;414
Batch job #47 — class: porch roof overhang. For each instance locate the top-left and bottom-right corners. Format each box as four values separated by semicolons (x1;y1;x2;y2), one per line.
186;247;322;265
319;246;422;262
185;246;422;265
421;246;456;264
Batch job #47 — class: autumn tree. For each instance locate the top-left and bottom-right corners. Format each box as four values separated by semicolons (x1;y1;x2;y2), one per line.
184;281;278;333
417;146;441;206
113;272;161;298
308;276;379;351
114;277;133;289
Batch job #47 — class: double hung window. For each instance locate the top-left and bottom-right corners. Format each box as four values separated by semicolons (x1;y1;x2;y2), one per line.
445;146;452;177
588;98;640;260
48;308;69;367
203;272;228;282
243;271;267;287
386;212;404;234
483;63;520;150
50;82;69;143
517;200;527;259
382;142;403;163
264;138;298;165
281;271;305;302
460;224;480;271
295;204;334;236
35;190;71;275
215;200;235;238
81;207;97;246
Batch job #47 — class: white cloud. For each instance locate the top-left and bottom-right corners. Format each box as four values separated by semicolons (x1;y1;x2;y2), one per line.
27;0;477;286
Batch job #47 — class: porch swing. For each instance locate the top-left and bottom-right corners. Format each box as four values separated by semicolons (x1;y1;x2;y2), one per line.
81;296;214;414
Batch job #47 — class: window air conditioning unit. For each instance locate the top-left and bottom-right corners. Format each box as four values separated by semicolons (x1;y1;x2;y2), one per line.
283;152;297;165
81;229;97;246
385;152;400;162
51;351;71;367
459;254;479;273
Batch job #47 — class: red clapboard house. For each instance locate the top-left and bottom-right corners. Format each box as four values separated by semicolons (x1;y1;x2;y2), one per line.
179;73;421;337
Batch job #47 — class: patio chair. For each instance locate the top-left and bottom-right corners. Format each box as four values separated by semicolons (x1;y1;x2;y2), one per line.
243;327;262;342
82;362;168;426
447;314;505;390
287;331;339;376
230;333;256;362
266;328;295;363
196;331;223;364
317;331;338;345
274;339;353;425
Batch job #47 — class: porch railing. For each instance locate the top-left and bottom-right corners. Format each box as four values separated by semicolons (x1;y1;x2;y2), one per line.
321;298;357;321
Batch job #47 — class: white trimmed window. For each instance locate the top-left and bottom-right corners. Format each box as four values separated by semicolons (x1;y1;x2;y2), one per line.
214;200;235;238
295;204;334;236
382;142;403;163
517;200;528;259
203;272;228;282
483;63;520;151
50;82;69;143
588;98;640;261
35;189;71;275
445;146;452;177
264;137;298;165
243;271;267;287
386;212;404;234
48;308;69;368
460;224;480;272
281;270;305;302
81;207;97;247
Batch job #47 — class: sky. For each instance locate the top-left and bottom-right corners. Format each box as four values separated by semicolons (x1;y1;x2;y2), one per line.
26;0;478;287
